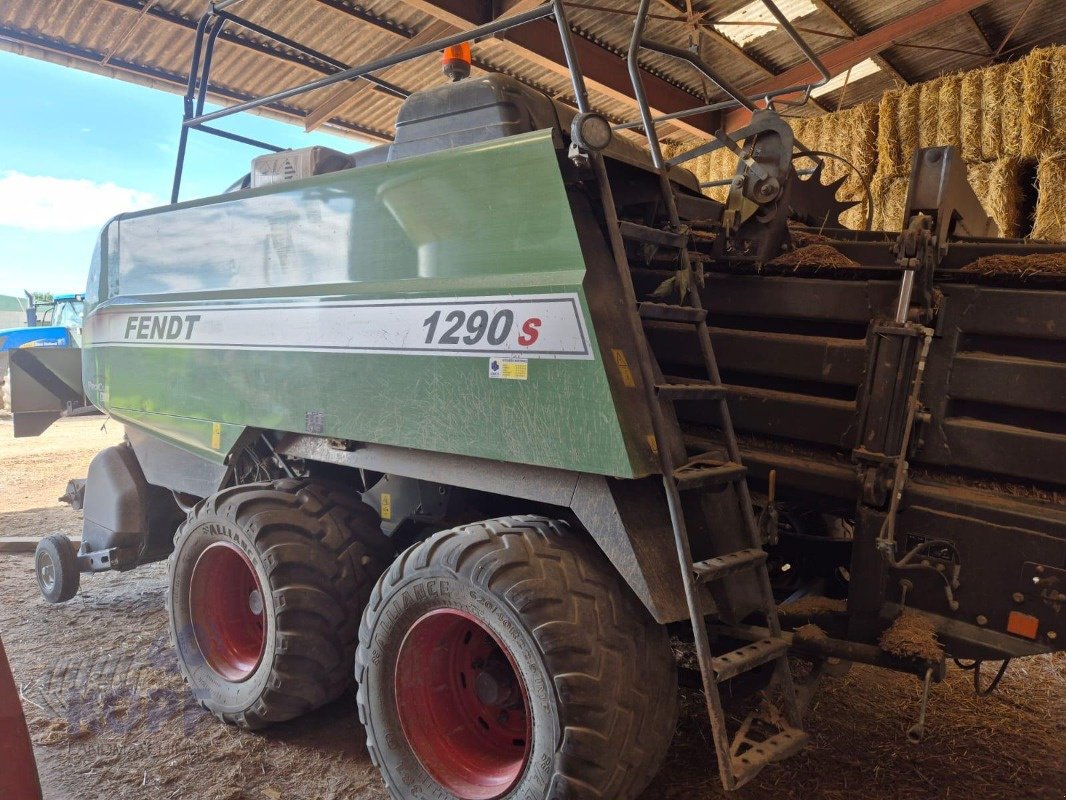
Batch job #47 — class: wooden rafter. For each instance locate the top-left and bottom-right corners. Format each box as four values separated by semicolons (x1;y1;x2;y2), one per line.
694;22;830;114
963;9;995;55
400;0;715;137
808;0;909;86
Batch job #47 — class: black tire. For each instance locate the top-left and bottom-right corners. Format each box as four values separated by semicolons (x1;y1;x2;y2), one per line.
168;479;391;729
357;515;679;800
35;533;80;604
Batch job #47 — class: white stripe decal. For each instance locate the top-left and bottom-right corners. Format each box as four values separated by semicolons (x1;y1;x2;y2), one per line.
85;295;594;360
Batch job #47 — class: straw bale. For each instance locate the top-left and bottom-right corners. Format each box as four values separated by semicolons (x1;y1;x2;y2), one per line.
980;63;1006;160
1002;60;1025;156
876;89;902;175
850;101;879;178
1021;47;1054;157
960;70;983;161
1032;151;1066;241
789;116;811;150
874;172;910;232
665;141;736;203
869;173;887;230
986;157;1025;237
966;160;994;205
935;76;962;153
1051;47;1066;152
917;77;942;150
821;114;848;187
897;84;920;170
963;158;1024;237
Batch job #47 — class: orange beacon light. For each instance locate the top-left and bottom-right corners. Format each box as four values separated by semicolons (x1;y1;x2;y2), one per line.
442;42;472;81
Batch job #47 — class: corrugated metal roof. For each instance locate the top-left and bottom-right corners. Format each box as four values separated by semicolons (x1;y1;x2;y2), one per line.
1;0;1063;148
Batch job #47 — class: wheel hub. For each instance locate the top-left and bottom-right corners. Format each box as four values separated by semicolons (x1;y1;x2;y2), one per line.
473;658;521;708
37;552;56;592
394;609;532;800
188;542;266;682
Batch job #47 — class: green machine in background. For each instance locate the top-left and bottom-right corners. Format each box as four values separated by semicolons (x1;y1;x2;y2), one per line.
11;2;1066;798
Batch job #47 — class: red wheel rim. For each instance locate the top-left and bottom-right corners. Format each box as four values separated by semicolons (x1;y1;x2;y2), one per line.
395;609;532;800
189;542;266;682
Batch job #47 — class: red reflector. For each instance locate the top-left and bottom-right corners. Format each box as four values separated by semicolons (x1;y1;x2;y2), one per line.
1006;611;1039;640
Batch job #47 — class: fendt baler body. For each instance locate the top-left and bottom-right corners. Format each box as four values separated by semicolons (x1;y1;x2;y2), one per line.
67;115;693;623
82;130;653;479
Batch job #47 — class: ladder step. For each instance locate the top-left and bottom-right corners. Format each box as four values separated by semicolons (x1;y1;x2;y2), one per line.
693;548;767;583
712;638;789;683
673;460;746;490
618;220;688;249
638;302;706;324
731;728;810;787
655;382;727;402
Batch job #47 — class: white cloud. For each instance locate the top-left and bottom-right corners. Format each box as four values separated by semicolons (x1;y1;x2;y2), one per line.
0;171;160;233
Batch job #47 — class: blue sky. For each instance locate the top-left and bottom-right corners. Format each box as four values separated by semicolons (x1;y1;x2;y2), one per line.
0;50;364;298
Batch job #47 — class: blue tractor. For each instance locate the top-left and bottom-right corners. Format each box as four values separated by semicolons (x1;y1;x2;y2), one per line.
0;293;84;411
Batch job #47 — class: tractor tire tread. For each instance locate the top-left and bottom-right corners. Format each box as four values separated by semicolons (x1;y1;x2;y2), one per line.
356;514;678;800
170;479;390;730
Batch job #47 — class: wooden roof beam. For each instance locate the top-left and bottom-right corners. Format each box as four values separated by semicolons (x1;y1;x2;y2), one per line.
807;0;910;86
695;24;830;115
724;0;990;130
400;0;717;136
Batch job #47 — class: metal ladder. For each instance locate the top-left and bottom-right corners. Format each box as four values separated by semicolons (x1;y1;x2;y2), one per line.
591;155;808;789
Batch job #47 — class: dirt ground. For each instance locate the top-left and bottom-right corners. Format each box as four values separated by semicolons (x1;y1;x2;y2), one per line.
1;417;1064;800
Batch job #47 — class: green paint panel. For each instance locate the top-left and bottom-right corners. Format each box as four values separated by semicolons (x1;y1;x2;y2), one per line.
85;131;644;477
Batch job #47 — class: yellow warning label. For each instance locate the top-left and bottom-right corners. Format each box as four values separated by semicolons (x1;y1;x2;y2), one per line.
210;422;222;450
380;492;393;521
489;358;528;380
612;349;636;388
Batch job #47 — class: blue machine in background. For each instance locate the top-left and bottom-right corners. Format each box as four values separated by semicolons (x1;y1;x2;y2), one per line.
0;293;84;410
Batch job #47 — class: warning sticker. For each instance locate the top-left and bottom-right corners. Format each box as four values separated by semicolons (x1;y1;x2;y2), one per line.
489;357;529;381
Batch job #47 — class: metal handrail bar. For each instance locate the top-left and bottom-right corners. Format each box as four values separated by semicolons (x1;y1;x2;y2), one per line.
215;9;409;99
185;4;556;127
626;0;664;169
171;2;585;202
550;0;590;113
625;0;833;172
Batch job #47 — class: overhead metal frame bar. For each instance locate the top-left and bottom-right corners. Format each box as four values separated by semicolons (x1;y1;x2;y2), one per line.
186;3;557;126
626;0;830;171
171;1;575;202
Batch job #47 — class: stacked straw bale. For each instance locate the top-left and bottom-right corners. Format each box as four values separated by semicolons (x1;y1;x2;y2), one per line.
967;158;1025;237
1022;48;1053;156
959;71;983;162
1051;48;1066;151
667;44;1066;238
1032;153;1066;241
